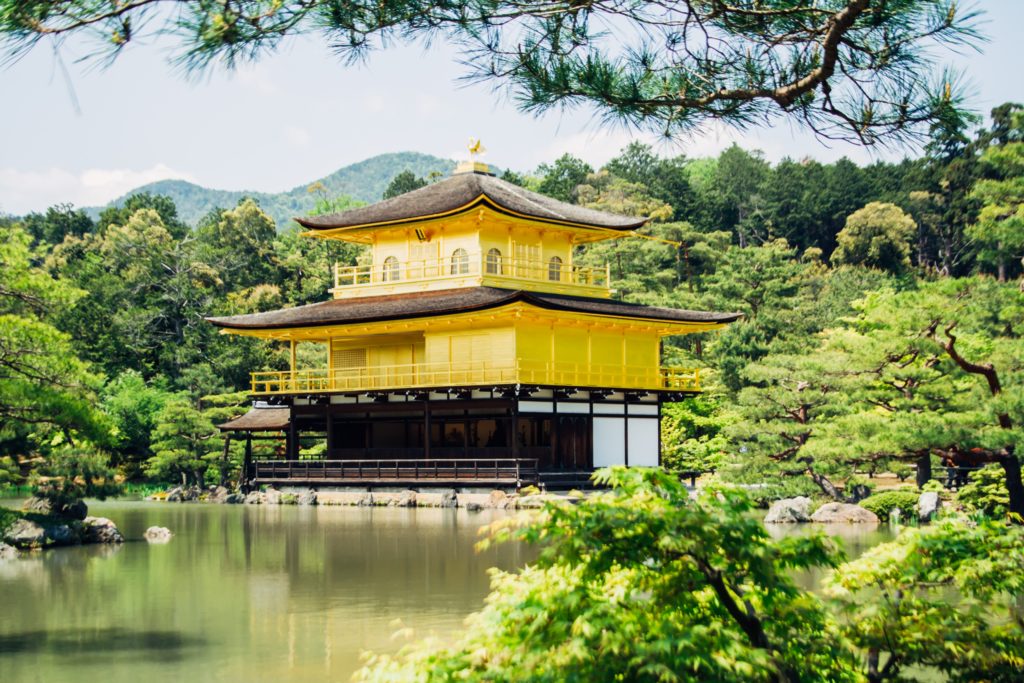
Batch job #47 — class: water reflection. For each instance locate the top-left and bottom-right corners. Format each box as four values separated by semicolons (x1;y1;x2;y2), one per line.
0;501;897;683
0;502;527;683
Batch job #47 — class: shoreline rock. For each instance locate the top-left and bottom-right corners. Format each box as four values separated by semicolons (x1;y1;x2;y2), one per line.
147;486;583;510
0;542;19;561
810;502;880;524
764;497;812;524
144;526;173;544
82;516;125;544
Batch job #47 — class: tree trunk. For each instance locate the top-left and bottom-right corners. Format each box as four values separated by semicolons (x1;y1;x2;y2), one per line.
999;455;1024;522
915;452;932;489
809;470;843;501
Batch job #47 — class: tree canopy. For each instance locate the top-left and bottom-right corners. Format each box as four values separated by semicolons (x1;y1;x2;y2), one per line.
0;1;983;146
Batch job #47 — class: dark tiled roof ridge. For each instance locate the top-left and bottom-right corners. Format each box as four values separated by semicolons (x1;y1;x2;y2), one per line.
295;172;647;231
206;286;742;330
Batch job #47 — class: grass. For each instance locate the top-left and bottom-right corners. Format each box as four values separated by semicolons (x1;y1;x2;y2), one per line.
0;505;22;536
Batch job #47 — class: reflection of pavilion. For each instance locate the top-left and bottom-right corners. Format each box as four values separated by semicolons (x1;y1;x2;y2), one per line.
210;156;739;489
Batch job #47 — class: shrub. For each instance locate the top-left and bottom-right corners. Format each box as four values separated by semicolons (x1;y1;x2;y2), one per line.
921;480;946;494
859;490;920;521
30;447;122;515
957;465;1010;518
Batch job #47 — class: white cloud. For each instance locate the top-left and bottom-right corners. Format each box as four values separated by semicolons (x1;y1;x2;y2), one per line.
234;65;280;96
284;125;311;147
0;164;196;216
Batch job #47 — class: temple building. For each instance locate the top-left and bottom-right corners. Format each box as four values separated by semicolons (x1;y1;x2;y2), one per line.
209;155;740;489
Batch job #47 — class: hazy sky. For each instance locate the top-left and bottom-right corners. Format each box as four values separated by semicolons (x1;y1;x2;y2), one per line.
1;2;1022;215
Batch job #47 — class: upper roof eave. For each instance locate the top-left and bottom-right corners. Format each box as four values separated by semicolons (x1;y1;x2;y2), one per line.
293;171;648;233
205;287;743;332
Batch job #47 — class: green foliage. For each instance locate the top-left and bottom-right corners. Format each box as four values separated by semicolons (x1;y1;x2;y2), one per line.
536;154;593;203
827;519;1024;681
967;135;1024;280
0;222;109;444
832;202;917;273
29;447;122;513
957;465;1012;518
660;395;732;474
359;468;1024;682
147;396;219;487
0;506;19;535
859;491;921;521
359;468;856;682
101;371;173;478
0;455;20;487
382;170;429;199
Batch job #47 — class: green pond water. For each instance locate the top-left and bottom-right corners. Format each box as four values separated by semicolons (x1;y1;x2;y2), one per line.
0;500;895;682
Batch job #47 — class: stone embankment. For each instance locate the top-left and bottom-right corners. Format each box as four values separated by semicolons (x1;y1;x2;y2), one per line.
1;498;125;552
152;485;571;510
764;490;944;525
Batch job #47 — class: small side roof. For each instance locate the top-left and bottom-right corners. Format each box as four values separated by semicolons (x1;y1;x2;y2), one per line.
295;170;647;234
218;407;290;432
207;287;743;331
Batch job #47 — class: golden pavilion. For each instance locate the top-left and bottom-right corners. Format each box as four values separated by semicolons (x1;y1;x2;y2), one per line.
209;155;740;489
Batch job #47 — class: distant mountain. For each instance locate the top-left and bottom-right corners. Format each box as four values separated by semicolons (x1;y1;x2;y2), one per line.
87;152;457;229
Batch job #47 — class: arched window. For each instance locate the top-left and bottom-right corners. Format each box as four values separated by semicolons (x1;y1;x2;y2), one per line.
548;256;563;282
485;248;503;275
451;248;470;275
382;256;400;282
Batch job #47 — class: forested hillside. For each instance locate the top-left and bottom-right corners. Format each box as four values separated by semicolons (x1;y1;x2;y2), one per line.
2;103;1022;514
86;152;455;228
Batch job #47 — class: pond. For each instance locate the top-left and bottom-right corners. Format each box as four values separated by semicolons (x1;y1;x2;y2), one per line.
0;500;895;682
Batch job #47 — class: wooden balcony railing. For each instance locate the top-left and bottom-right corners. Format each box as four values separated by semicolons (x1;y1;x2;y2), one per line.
332;253;611;295
250;360;700;394
248;458;540;486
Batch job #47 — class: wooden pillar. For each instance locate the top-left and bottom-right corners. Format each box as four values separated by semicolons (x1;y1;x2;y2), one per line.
242;434;252;493
289;339;297;389
423;399;431;460
916;451;932;489
221;434;232;488
325;403;334;459
288;415;299;461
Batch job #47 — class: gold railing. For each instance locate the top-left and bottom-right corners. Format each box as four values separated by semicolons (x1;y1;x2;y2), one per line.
250;360;700;394
333;253;611;292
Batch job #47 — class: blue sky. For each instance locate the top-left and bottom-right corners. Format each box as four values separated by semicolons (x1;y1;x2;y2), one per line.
1;2;1022;215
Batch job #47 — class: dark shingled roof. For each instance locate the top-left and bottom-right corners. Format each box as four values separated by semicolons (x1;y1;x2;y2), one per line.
218;407;290;432
295;170;647;231
207;287;742;330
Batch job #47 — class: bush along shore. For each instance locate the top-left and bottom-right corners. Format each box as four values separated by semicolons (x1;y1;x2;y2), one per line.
150;484;573;511
0;498;124;559
764;487;945;525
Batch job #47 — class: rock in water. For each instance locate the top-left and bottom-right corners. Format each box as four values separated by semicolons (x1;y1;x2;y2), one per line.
62;500;89;520
440;489;458;509
4;518;46;548
264;488;283;505
0;542;18;561
166;487;184;503
296;489;318;506
918;491;941;522
224;493;245;504
764;497;812;523
144;526;173;544
488;490;509;509
208;486;229;504
82;517;124;544
244;491;265;505
395;490;417;508
810;503;880;524
464;502;483;512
